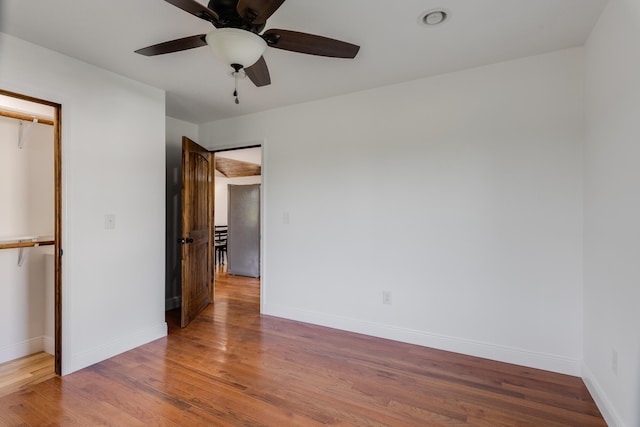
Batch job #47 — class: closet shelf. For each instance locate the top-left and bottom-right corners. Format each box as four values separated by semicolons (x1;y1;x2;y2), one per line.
0;236;54;266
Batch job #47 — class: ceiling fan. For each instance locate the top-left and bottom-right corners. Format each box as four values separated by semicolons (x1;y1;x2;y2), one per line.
135;0;360;102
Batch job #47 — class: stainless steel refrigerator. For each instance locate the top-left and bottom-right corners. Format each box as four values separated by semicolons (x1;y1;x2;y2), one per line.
227;184;260;277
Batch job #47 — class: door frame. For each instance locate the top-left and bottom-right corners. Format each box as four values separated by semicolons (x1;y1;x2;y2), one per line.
0;89;63;375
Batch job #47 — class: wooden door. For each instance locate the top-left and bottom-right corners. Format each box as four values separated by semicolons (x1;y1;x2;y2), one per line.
180;137;214;327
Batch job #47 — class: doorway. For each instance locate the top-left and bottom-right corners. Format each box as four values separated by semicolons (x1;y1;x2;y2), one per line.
0;89;62;379
213;146;262;283
165;141;262;329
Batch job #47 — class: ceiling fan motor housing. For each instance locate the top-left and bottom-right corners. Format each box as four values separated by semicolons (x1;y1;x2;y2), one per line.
208;0;266;33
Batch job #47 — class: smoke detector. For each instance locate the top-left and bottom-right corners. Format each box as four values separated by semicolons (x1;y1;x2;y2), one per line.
419;9;449;27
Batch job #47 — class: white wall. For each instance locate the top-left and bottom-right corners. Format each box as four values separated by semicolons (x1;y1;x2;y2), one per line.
0;32;167;375
0;116;54;362
200;48;585;375
583;1;640;426
165;117;198;310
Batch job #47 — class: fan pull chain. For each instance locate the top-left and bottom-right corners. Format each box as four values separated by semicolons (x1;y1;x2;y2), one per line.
233;71;240;104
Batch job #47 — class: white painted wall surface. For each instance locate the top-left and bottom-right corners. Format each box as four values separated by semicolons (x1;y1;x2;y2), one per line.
0;33;167;375
0;94;54;119
583;1;640;426
165;117;198;310
0;116;53;363
200;48;585;375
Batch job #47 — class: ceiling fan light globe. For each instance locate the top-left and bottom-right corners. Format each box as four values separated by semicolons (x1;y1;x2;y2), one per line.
206;28;267;69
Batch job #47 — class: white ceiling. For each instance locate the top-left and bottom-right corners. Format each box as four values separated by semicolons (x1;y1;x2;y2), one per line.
0;0;607;124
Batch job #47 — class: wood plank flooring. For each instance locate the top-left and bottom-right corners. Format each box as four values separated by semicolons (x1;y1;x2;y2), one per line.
0;352;55;398
0;270;606;426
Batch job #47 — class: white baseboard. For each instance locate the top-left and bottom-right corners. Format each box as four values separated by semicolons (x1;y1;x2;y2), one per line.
263;304;581;376
582;363;625;427
0;336;45;364
43;336;55;356
65;322;167;375
165;296;181;310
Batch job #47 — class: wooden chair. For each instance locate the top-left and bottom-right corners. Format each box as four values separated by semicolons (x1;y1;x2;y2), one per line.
214;226;228;265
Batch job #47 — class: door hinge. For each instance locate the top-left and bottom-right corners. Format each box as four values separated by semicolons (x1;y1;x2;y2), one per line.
59;248;64;257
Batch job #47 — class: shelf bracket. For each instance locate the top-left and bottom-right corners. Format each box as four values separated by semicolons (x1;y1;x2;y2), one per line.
18;118;38;149
17;238;37;267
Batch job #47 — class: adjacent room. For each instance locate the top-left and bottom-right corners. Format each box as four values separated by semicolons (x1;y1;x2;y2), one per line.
1;0;638;425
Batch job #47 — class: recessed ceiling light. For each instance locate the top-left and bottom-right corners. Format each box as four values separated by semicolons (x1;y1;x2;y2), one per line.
419;9;449;27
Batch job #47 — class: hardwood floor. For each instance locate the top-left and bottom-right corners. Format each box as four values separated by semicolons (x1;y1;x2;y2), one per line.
0;270;605;426
0;353;55;399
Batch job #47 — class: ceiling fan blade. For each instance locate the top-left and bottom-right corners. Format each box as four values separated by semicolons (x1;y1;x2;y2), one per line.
244;56;271;87
263;29;359;58
237;0;285;25
164;0;219;24
135;34;207;56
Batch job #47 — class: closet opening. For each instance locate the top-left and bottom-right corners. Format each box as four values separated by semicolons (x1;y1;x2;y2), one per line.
0;89;62;384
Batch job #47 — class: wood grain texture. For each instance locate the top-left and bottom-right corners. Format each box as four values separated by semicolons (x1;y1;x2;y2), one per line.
0;353;55;398
181;137;213;328
53;102;62;375
0;269;605;426
264;29;360;58
215;156;261;178
134;34;207;57
244;56;271;87
0;109;54;126
0;240;54;250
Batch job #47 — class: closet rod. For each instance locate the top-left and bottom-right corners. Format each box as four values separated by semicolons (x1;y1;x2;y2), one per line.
0;109;54;126
0;240;54;250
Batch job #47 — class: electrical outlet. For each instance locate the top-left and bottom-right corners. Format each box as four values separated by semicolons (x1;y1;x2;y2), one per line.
105;214;116;230
612;349;618;375
382;290;392;305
